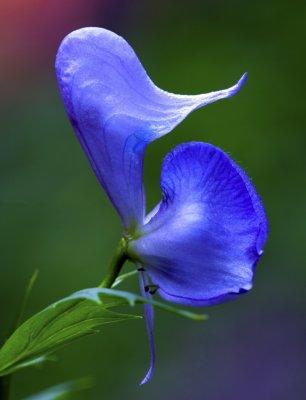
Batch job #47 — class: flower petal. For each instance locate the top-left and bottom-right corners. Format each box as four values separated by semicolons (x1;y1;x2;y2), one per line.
138;269;156;385
130;142;268;306
56;27;247;228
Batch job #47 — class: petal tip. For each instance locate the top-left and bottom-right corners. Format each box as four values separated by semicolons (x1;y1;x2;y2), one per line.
139;372;152;386
230;72;248;97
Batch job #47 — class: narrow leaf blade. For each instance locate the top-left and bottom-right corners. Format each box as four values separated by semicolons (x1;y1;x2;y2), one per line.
0;287;206;377
0;291;140;376
23;377;93;400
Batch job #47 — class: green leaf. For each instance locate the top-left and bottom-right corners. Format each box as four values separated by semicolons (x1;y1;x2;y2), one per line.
0;289;140;377
0;287;207;377
68;288;209;322
7;354;56;374
112;270;138;288
23;377;93;400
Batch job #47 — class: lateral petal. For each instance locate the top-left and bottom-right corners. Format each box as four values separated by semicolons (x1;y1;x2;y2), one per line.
131;142;268;305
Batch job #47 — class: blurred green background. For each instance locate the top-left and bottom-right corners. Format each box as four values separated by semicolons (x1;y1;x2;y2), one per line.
0;0;305;399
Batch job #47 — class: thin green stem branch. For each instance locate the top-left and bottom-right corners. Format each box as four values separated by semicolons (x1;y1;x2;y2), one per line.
0;269;39;400
99;238;129;288
14;270;39;330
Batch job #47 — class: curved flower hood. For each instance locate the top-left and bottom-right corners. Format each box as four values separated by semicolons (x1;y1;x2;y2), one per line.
56;27;247;229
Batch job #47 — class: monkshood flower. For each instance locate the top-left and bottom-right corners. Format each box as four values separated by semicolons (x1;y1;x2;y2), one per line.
56;27;267;384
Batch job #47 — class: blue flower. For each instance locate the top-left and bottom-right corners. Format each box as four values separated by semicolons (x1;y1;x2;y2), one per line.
56;27;267;384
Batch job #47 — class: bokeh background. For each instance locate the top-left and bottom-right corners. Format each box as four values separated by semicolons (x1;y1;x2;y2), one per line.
0;0;305;399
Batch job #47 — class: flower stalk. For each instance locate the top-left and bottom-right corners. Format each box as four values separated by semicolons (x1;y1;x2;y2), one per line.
99;238;129;289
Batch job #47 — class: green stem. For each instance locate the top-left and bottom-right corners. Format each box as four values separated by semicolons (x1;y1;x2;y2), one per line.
0;375;11;400
99;238;129;288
